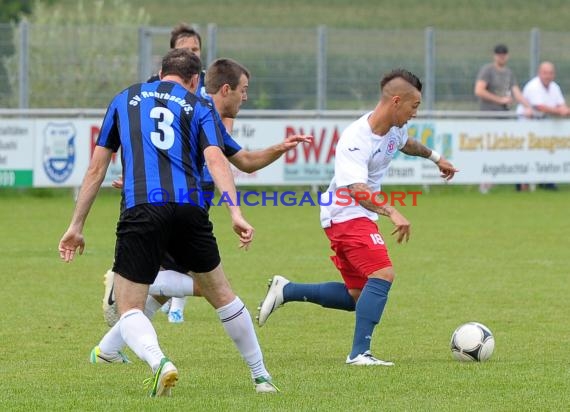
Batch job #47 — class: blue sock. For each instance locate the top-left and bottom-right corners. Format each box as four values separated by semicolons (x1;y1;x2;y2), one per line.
349;278;392;359
283;282;355;311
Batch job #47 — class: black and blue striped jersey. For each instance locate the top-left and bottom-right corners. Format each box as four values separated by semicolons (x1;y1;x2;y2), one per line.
148;71;242;188
96;80;223;209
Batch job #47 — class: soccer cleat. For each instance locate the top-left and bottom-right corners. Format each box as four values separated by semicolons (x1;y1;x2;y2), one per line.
168;309;184;323
102;270;120;327
160;300;171;314
254;376;280;393
144;358;179;397
257;275;290;326
345;350;394;366
89;345;130;364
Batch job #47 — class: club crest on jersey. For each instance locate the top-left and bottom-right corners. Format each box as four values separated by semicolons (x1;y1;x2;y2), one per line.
43;122;76;183
386;138;397;155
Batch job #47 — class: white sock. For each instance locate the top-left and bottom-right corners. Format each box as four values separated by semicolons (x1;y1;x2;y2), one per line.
170;297;187;313
149;270;194;298
143;295;162;319
99;322;125;354
217;297;269;380
98;297;162;355
99;295;162;354
119;309;165;371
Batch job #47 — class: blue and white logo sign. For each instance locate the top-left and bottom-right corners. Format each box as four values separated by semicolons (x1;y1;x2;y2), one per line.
43;122;76;183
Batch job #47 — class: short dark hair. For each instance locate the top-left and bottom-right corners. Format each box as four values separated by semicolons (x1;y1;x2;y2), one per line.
205;58;250;94
161;48;201;82
494;44;509;54
380;68;422;92
170;23;202;49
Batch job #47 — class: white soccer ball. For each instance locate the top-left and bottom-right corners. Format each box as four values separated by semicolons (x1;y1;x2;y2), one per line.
450;322;495;362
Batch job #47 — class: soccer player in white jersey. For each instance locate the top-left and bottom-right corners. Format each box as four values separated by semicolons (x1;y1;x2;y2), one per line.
257;68;458;366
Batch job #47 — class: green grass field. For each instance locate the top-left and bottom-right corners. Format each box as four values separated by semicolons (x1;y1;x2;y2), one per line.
1;187;569;411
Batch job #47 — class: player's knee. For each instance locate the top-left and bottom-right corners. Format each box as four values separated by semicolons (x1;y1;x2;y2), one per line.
348;288;362;302
370;267;395;283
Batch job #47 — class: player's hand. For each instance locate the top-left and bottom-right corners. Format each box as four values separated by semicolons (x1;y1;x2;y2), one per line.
280;134;313;151
388;209;411;244
111;175;124;189
231;214;255;250
58;229;85;262
436;158;459;181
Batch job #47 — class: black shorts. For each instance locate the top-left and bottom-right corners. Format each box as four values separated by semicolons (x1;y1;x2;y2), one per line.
160;252;188;273
112;203;221;284
160;182;214;272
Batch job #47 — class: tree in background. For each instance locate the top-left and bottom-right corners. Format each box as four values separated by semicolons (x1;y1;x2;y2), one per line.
3;0;149;108
0;0;35;22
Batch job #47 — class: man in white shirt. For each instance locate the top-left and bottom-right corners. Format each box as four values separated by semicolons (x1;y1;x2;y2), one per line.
517;61;568;190
257;69;458;366
517;61;570;118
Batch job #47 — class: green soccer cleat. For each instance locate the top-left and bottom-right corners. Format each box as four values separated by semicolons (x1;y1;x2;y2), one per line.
89;345;130;364
254;376;280;393
144;358;179;397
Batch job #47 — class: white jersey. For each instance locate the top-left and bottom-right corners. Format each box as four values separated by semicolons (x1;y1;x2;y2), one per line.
516;76;566;117
319;112;408;228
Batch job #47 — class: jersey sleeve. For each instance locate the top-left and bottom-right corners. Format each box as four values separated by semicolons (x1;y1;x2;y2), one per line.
96;98;121;152
398;125;409;149
223;132;242;157
196;102;224;152
334;135;370;187
211;109;242;156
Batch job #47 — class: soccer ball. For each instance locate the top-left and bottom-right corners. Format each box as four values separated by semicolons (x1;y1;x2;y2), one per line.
450;322;495;362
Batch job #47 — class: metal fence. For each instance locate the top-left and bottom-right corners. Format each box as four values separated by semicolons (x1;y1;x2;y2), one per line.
3;22;570;111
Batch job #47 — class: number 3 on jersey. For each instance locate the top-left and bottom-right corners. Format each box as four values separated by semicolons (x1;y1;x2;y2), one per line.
150;107;175;150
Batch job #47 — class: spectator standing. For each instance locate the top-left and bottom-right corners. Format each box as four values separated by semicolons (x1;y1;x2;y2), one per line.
474;44;533;193
517;61;570;190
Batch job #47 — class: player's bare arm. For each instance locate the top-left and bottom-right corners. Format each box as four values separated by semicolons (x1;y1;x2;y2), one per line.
399;138;431;158
58;146;113;262
347;182;411;244
204;145;254;249
400;139;458;181
228;134;312;173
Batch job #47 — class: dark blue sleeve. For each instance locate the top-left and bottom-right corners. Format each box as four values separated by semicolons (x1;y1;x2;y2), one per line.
196;102;224;151
211;109;242;157
96;97;121;152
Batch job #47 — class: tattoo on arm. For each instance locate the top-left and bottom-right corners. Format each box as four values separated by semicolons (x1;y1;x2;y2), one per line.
347;183;395;217
400;139;432;158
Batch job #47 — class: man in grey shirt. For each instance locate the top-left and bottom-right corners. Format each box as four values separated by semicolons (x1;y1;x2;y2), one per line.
475;44;532;115
474;44;533;193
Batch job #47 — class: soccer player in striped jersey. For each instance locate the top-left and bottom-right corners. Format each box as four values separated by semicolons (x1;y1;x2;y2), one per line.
96;57;309;394
59;48;277;396
147;24;206;322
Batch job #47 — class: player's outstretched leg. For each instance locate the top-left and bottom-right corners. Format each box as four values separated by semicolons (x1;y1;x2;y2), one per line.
257;275;289;326
197;264;279;393
257;275;356;326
